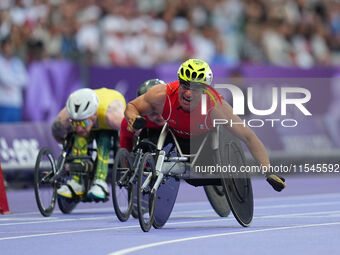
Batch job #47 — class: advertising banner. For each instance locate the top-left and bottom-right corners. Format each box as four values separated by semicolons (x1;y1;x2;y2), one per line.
0;122;61;171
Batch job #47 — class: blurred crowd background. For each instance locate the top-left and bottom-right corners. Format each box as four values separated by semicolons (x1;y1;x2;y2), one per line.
0;0;340;123
0;0;339;68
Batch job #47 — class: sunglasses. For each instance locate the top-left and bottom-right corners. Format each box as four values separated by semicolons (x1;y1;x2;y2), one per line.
70;119;91;129
179;80;205;91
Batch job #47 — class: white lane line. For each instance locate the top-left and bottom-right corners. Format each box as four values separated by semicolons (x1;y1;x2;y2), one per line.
3;199;340;227
175;192;340;208
0;217;236;241
0;216;116;226
173;201;340;216
254;192;340;201
1;209;340;241
171;200;340;216
4;208;340;228
109;221;340;255
0;217;59;221
259;210;340;219
4;207;115;217
256;201;340;209
8;192;340;217
0;225;139;241
170;209;340;220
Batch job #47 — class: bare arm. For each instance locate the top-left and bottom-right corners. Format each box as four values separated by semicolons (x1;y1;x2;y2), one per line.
211;100;270;169
51;108;73;144
105;99;125;130
125;84;166;131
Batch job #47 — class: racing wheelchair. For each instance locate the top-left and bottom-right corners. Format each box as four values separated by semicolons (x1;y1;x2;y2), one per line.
34;131;118;217
111;118;231;226
135;121;253;232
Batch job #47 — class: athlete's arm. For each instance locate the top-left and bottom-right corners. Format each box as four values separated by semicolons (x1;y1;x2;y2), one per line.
125;84;166;132
51;108;73;144
119;117;134;151
211;100;270;168
105;99;125;130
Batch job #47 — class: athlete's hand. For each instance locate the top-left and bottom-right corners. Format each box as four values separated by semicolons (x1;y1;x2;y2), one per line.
266;174;286;192
127;115;146;132
127;115;138;132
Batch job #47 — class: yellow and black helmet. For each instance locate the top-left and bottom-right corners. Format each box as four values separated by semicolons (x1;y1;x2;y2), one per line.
177;59;213;85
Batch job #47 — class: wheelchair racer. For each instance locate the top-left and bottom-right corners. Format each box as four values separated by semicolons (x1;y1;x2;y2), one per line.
52;88;126;201
120;79;166;151
125;59;286;192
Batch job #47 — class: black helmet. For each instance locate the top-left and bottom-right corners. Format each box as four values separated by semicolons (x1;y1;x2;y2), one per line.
137;79;166;97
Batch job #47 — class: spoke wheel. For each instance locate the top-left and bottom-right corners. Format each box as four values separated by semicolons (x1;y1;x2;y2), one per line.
137;153;156;232
111;148;134;222
34;148;57;217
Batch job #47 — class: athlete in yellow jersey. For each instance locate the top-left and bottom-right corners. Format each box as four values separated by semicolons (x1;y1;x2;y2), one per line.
52;88;126;201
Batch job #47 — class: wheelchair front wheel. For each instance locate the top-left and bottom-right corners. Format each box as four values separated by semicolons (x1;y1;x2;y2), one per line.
111;148;134;222
137;152;156;232
34;148;58;217
204;185;231;217
57;197;78;214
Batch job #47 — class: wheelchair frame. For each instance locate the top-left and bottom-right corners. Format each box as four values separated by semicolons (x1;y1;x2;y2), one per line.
137;123;252;231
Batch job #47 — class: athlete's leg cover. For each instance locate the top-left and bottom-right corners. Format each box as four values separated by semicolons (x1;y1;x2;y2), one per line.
94;130;111;181
71;135;90;183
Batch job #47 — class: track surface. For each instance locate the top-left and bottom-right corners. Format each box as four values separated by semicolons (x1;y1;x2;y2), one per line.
1;176;340;255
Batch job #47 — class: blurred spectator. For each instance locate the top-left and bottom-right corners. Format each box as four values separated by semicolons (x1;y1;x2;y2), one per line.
143;18;168;66
262;19;295;66
26;38;45;62
60;20;79;61
192;25;216;63
0;36;27;122
0;9;11;39
213;0;244;62
240;23;266;63
76;5;101;63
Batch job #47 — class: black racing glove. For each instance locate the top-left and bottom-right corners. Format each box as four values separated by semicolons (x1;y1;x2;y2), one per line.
266;174;286;192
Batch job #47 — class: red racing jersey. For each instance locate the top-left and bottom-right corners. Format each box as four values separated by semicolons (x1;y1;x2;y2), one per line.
162;81;219;139
120;116;162;151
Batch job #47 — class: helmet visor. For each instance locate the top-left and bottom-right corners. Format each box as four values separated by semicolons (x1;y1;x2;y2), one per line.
179;79;206;91
70;119;91;129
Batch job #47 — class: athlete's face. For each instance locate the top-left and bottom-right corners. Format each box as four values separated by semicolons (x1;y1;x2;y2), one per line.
148;112;165;126
71;116;95;137
178;82;203;112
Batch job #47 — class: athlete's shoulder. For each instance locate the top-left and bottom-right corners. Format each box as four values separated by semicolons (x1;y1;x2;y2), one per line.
147;83;167;97
95;87;125;101
168;81;179;90
94;87;122;95
94;87;110;93
142;84;167;111
164;81;179;96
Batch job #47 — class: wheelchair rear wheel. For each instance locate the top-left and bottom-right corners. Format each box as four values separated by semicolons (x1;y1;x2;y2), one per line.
34;148;58;217
217;126;254;227
137;152;156;232
111;148;134;222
